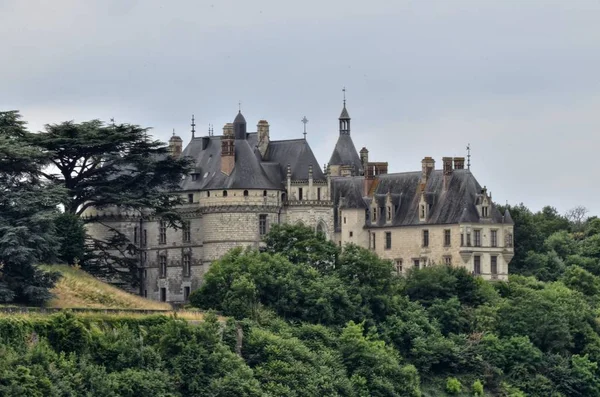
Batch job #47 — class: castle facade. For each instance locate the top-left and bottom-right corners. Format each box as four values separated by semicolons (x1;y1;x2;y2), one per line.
85;101;514;303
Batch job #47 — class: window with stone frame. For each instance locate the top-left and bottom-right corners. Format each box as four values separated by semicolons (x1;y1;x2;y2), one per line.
460;233;464;247
491;255;498;276
395;259;403;275
413;258;420;269
474;255;481;275
182;253;191;277
159;256;167;278
422;230;429;247
385;232;392;250
482;206;488;217
160;287;166;302
387;206;392;221
467;232;472;247
491;230;498;247
506;233;514;247
143;229;148;247
372;232;376;250
259;214;268;236
443;255;452;266
159;221;167;244
372;206;377;222
444;229;451;246
183;221;191;243
474;229;481;247
184;286;191;301
187;193;193;203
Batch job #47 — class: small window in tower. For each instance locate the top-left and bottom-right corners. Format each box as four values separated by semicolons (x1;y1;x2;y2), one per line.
223;190;228;197
159;256;167;278
243;190;249;197
343;217;346;224
133;227;138;244
259;214;268;236
422;230;429;247
159;221;167;244
188;193;193;203
263;190;267;197
317;188;321;201
298;188;303;200
207;191;210;197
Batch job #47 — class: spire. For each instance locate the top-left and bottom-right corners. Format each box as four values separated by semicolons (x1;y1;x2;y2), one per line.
339;87;351;135
503;207;514;225
191;114;196;138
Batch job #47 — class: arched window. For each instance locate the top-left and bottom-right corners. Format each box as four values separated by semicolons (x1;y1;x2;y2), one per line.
223;190;228;197
263;190;267;197
281;192;287;201
243;190;249;197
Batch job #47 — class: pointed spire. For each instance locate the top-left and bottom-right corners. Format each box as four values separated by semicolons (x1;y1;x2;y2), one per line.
503;207;514;224
339;87;351;135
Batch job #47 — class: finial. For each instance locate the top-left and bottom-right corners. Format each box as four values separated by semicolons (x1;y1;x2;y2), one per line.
191;114;196;138
301;116;309;140
466;143;471;170
238;101;241;112
172;128;175;136
342;87;346;107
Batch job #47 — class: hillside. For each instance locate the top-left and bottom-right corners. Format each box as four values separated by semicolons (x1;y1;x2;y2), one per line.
40;265;171;310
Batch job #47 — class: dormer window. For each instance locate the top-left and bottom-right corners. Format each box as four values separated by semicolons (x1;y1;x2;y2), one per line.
420;205;425;219
223;190;228;197
372;209;377;222
243;190;249;197
387;206;392;221
191;174;198;181
482;206;488;217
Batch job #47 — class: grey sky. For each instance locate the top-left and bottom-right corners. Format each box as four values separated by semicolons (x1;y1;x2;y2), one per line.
2;0;599;216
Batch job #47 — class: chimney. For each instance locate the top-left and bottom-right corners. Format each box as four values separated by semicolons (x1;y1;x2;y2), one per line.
442;156;453;190
420;157;435;190
360;147;369;170
221;126;235;175
257;120;270;158
168;133;183;158
453;157;465;170
363;164;375;197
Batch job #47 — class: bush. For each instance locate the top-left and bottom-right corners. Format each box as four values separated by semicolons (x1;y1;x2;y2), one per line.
472;379;484;396
446;377;462;394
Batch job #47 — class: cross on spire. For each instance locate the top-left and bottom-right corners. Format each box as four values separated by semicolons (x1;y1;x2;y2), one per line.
342;87;346;107
191;114;196;138
301;116;309;140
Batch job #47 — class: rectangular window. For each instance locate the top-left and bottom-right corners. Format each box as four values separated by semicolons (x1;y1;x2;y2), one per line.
183;221;191;243
143;269;147;279
182;253;191;277
506;233;514;248
467;232;471;247
143;229;148;247
160;288;166;302
344;217;346;224
159;256;167;278
482;206;488;217
259;214;268;236
395;259;403;275
461;233;464;247
474;230;481;247
144;289;147;298
444;229;451;246
134;227;138;244
474;255;481;275
184;286;191;301
317;187;321;201
372;232;376;250
349;231;353;237
372;208;377;222
188;193;193;203
491;230;498;247
491;255;498;275
422;230;429;247
387;206;392;221
159;221;167;244
298;187;303;200
365;209;369;222
444;256;452;266
413;259;420;270
385;232;392;249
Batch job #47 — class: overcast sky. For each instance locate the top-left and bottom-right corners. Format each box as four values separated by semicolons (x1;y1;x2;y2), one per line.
2;0;599;216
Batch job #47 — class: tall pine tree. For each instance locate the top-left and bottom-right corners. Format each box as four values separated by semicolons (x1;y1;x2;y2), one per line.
0;111;62;304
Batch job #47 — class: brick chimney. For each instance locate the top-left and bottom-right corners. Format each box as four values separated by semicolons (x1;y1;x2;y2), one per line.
221;125;235;175
442;157;453;191
257;120;270;158
363;164;375;197
420;157;435;191
453;157;465;170
360;147;369;170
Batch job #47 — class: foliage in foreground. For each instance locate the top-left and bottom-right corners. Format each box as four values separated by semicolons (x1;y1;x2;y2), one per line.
188;222;600;397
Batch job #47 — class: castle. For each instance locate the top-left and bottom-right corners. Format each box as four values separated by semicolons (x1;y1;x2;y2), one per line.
85;100;515;303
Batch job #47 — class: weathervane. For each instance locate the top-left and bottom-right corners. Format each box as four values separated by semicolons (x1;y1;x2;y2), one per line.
467;143;471;170
191;114;196;138
342;87;346;107
301;116;309;140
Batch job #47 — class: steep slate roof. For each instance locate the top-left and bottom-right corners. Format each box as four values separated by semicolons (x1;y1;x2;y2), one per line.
264;139;326;181
179;125;325;191
328;134;363;174
332;169;506;228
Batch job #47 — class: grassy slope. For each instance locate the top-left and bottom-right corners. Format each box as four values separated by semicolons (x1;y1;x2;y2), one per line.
40;265;172;310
